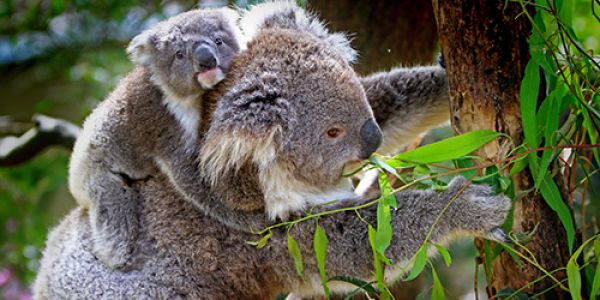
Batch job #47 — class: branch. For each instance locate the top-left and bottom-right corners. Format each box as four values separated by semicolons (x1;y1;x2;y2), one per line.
0;114;81;166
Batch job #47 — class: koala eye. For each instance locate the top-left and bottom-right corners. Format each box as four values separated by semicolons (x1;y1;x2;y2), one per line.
175;50;184;59
214;37;223;46
325;125;345;139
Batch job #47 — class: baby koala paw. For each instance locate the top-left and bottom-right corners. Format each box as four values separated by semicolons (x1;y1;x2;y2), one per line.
446;177;512;242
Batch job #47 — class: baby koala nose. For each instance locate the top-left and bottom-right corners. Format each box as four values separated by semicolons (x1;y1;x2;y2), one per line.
195;44;217;70
358;118;383;159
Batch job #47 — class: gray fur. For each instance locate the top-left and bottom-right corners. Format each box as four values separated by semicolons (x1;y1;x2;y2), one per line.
35;2;510;299
67;8;242;269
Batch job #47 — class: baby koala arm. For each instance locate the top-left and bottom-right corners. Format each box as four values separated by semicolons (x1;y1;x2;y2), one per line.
68;129;142;270
361;65;450;154
154;134;207;209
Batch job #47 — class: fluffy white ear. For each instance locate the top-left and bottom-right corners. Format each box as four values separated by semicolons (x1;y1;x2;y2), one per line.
216;7;248;50
126;30;154;66
240;0;357;64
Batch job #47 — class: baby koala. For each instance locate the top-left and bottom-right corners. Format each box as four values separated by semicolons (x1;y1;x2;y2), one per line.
68;7;243;269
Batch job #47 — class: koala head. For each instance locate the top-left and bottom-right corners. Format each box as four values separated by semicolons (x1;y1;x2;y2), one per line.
201;2;382;220
127;8;244;102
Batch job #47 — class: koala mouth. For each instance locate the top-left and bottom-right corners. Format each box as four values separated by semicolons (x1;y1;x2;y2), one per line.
342;159;368;177
196;67;225;89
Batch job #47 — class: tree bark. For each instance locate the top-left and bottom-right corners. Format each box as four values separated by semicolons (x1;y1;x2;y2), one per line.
433;1;572;298
308;0;438;75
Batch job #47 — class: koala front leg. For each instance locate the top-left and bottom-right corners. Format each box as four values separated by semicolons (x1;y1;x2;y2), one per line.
361;65;450;154
286;177;510;291
86;168;140;270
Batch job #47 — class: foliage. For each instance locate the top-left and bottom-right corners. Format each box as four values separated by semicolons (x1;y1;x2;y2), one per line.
0;149;70;298
516;0;600;298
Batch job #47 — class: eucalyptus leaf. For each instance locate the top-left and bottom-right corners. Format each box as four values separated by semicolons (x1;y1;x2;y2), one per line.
520;60;541;148
434;244;452;267
375;203;392;257
287;233;306;280
431;266;446;300
406;245;427;281
246;231;272;249
314;224;330;299
591;240;600;299
392;130;501;164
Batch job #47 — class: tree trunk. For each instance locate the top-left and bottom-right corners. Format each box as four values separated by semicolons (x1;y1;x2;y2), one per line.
308;0;438;75
433;1;572;298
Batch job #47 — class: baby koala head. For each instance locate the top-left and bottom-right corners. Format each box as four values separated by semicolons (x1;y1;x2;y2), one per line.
127;8;244;102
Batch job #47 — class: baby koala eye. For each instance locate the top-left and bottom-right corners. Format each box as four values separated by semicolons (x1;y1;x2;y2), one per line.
175;50;184;59
214;37;223;46
325;125;345;139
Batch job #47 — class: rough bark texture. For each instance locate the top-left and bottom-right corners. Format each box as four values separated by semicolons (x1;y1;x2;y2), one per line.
308;0;438;75
433;1;572;298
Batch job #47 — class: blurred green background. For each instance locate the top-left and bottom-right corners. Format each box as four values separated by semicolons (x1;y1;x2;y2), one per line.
0;0;598;299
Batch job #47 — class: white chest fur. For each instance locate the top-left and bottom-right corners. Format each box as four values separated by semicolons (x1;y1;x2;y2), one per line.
163;97;200;144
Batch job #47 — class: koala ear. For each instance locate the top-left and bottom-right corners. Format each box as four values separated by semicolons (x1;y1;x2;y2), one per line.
240;0;357;64
127;30;155;66
199;84;288;188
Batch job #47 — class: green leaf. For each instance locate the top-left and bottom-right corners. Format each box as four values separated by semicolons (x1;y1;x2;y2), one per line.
378;172;397;208
454;158;478;180
509;154;529;177
368;225;387;297
375;201;392;256
528;155;575;252
287;233;305;280
434;244;452;267
590;240;600;299
555;0;573;27
576;94;600;164
392;130;501;164
566;235;598;300
246;231;272;249
370;155;401;180
314;224;330;299
520;59;541;148
406;245;428;281
567;251;583;299
535;86;567;188
431;266;446;300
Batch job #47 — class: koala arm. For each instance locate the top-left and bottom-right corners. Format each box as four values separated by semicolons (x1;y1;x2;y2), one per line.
285;177;510;286
67;113;145;270
361;66;450;155
154;138;205;202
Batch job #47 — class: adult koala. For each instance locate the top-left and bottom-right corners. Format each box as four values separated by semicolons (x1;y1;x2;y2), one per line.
34;2;510;299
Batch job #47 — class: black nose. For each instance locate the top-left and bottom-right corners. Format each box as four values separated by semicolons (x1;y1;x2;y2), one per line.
358;118;383;159
194;44;217;69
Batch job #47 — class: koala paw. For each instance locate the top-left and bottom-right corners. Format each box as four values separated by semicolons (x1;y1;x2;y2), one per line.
446;177;512;240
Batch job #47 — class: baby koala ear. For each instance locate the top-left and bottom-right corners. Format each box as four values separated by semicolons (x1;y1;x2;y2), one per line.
127;30;155;66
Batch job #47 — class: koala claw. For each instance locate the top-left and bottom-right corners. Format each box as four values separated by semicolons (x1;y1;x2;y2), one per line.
487;227;511;243
448;177;512;235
